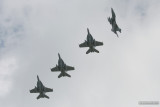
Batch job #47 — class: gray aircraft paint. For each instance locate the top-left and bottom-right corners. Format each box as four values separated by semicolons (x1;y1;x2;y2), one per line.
108;8;121;37
30;75;53;99
51;53;75;78
79;28;103;54
1;1;160;107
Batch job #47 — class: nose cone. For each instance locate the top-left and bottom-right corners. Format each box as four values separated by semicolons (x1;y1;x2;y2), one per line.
58;53;61;59
37;75;40;81
111;7;114;12
87;28;89;34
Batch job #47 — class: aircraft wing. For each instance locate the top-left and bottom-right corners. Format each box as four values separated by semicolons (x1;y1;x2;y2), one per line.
66;65;75;71
111;8;116;20
94;41;103;46
79;41;88;47
51;66;60;72
30;87;38;93
44;87;53;92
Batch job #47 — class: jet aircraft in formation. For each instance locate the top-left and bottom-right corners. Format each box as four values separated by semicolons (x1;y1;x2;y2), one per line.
51;53;75;78
30;75;53;99
108;8;121;37
79;28;103;54
29;8;122;100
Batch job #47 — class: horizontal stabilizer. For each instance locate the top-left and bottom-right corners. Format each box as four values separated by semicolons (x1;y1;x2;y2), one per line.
86;48;91;54
94;48;99;53
37;94;42;99
65;72;71;77
58;73;63;78
44;94;49;99
37;94;49;99
58;72;71;78
86;48;99;54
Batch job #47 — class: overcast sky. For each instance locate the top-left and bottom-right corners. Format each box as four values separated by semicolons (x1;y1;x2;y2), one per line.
0;0;160;107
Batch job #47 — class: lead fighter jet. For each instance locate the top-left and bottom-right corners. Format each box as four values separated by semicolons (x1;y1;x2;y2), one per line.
79;28;103;54
108;8;121;37
30;75;53;99
51;53;75;78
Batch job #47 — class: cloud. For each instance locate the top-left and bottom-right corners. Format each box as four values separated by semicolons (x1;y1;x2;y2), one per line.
0;0;160;107
0;57;18;97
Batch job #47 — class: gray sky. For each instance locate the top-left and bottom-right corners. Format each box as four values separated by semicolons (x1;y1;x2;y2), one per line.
0;0;160;107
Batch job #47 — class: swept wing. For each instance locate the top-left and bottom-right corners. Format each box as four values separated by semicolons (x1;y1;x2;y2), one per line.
66;65;75;71
79;41;88;47
51;66;60;72
94;41;103;46
30;87;38;93
44;87;53;92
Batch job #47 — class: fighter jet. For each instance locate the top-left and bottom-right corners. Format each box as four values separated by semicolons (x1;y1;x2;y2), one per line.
30;75;53;99
51;53;75;78
108;8;121;37
79;28;103;54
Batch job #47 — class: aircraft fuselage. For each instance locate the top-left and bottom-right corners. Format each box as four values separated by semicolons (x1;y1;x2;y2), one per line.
87;33;95;48
37;77;45;93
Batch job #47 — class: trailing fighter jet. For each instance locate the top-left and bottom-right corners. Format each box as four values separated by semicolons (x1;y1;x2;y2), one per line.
79;28;103;54
30;75;53;99
51;53;75;78
108;8;121;37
